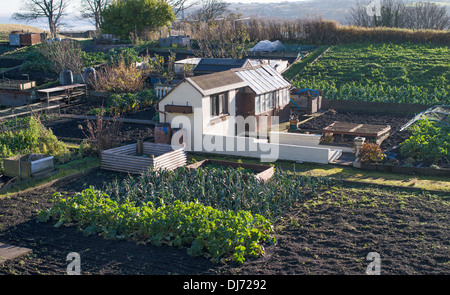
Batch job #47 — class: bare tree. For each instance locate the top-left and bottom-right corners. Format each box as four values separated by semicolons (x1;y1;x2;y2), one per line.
80;0;111;31
167;0;199;18
39;41;85;75
403;2;449;30
13;0;68;38
191;0;230;22
346;0;405;28
194;14;249;59
347;0;449;30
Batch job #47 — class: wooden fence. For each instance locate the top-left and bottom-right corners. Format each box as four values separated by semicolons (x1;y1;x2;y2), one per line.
100;142;186;174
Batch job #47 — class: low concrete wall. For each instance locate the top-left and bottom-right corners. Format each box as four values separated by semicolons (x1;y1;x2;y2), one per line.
200;134;341;164
270;131;321;146
322;98;433;114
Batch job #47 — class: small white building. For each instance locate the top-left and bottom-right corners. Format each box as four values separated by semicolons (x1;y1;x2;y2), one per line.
158;65;344;164
158;65;292;150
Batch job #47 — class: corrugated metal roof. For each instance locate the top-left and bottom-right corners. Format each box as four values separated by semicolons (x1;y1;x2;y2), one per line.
234;65;291;95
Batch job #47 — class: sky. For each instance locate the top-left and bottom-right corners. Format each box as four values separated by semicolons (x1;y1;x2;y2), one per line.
0;0;312;31
0;0;310;17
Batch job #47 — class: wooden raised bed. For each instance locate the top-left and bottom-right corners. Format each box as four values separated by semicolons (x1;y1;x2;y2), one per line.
100;142;187;174
185;159;275;182
322;121;391;145
0;79;36;91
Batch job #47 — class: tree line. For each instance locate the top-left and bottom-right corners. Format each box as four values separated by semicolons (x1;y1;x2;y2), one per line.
12;0;231;39
12;0;449;42
347;0;449;30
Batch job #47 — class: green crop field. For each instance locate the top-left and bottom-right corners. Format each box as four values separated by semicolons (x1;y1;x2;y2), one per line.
289;43;449;105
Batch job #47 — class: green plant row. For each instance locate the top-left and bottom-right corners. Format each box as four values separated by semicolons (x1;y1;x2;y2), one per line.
38;187;276;264
289;43;449;105
103;166;328;221
283;45;328;80
294;78;449;105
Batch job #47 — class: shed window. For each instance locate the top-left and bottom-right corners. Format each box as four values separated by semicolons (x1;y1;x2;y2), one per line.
211;93;228;117
256;95;261;114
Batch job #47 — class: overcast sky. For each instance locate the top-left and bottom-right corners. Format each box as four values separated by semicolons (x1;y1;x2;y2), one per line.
0;0;310;17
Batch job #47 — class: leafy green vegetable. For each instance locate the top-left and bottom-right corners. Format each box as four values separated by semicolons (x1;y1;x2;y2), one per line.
289;43;449;105
400;119;449;163
38;187;276;264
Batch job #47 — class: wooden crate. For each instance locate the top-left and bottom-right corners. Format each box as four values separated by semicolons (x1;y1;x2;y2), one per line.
0;80;36;91
100;142;187;174
185;159;275;182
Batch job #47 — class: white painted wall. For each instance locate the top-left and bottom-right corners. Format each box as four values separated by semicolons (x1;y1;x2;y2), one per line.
200;134;341;164
269;131;322;146
202;89;237;137
159;81;203;150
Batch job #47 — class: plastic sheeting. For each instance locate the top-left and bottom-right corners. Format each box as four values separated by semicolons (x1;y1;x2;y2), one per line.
249;40;286;52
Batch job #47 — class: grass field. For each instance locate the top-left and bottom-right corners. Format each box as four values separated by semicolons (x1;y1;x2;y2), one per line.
287;42;450;105
0;24;47;42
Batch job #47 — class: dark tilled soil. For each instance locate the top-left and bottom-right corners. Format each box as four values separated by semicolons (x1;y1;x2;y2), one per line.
44;118;154;144
61;101;156;121
0;169;448;275
299;110;414;151
0;58;23;68
3;69;58;86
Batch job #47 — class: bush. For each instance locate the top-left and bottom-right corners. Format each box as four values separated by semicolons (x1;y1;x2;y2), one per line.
80;113;121;155
106;48;140;67
0;117;69;171
357;143;385;163
400;119;450;164
91;63;149;93
38;187;275;264
20;51;53;73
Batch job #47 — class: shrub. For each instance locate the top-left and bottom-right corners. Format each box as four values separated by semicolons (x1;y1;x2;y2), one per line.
357;142;385;163
106;48;140;67
80;113;121;155
91;63;149;93
20;51;53;73
0;117;69;171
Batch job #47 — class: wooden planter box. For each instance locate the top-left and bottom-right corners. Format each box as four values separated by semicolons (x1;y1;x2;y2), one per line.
185;159;275;182
0;80;36;91
100;142;187;174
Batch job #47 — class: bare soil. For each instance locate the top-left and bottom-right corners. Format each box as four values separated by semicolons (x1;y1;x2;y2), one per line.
44;118;154;145
0;168;448;275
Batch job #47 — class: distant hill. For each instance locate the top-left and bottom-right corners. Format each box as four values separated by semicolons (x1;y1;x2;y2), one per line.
0;24;47;42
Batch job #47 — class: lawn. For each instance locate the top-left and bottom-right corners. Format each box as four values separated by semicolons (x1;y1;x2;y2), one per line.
0;24;46;42
287;42;450;105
